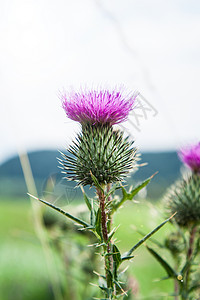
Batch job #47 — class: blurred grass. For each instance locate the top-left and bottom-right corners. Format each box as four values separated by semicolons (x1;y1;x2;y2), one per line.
0;198;33;238
0;197;56;300
114;200;174;298
0;197;174;300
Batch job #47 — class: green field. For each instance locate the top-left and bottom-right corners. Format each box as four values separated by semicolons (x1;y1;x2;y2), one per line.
0;197;174;300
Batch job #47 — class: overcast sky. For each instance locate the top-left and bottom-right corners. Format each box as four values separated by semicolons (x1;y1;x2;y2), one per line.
0;0;199;163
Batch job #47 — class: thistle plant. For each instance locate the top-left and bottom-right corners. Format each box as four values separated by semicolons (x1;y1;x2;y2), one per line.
29;87;173;299
146;143;200;300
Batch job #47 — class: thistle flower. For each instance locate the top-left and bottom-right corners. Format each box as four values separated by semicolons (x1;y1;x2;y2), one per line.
59;123;137;186
165;174;200;227
61;87;137;125
59;87;138;186
179;142;200;173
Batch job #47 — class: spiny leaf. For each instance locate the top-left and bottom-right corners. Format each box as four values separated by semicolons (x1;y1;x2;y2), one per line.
28;193;90;227
113;244;122;269
90;199;96;227
181;260;191;276
98;285;112;300
99;286;109;293
90;171;104;192
95;208;102;239
114;280;127;296
80;186;92;210
122;213;175;257
113;173;157;211
106;270;113;289
146;246;177;278
131;226;164;249
107;226;119;244
105;184;121;201
121;255;134;262
113;244;122;280
96;242;106;248
123;290;132;299
126;173;157;200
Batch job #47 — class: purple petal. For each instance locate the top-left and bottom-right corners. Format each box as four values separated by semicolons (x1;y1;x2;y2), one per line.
179;142;200;173
60;87;137;125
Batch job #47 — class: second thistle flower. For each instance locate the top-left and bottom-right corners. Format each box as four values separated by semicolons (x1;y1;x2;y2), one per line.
165;143;200;227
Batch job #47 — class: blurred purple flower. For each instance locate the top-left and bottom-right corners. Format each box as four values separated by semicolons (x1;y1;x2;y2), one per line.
179;142;200;173
61;88;137;125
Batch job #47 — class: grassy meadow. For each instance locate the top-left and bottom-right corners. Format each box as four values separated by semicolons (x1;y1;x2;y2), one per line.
0;196;174;300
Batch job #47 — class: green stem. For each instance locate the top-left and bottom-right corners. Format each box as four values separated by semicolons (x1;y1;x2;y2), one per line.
107;183;112;236
174;261;179;300
174;281;179;300
97;187;113;291
185;226;197;287
181;226;197;300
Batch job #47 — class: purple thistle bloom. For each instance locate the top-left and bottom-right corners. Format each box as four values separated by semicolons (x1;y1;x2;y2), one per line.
179;142;200;173
61;88;137;125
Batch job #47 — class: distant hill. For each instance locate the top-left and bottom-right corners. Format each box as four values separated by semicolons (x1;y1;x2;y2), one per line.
0;151;60;179
133;151;182;198
0;150;182;199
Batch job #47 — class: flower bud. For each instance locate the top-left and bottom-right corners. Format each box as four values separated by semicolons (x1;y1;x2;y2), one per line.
165;174;200;227
59;123;137;186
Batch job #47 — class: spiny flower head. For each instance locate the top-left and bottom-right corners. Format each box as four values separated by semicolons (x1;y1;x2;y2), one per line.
61;87;137;125
165;174;200;227
59;124;137;186
179;142;200;173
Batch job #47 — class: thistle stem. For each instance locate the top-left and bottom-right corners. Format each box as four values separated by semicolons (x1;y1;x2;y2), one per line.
185;226;197;287
181;226;197;300
174;262;179;300
187;226;197;260
174;281;179;300
107;183;113;235
97;187;113;290
107;183;114;277
98;188;109;242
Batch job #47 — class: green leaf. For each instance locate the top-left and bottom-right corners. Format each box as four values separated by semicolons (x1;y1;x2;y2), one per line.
180;260;191;276
146;246;177;278
99;286;109;293
107;226;119;244
106;270;113;289
95;208;102;239
123;290;132;299
112;244;122;280
114;279;127;296
80;186;91;210
113;244;122;268
90;199;96;227
90;171;104;192
28;193;90;228
131;226;164;249
98;285;112;300
105;184;121;201
126;173;157;200
123;213;175;257
121;255;134;262
113;173;157;211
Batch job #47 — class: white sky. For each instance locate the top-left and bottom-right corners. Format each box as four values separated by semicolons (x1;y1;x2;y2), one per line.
0;0;200;163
